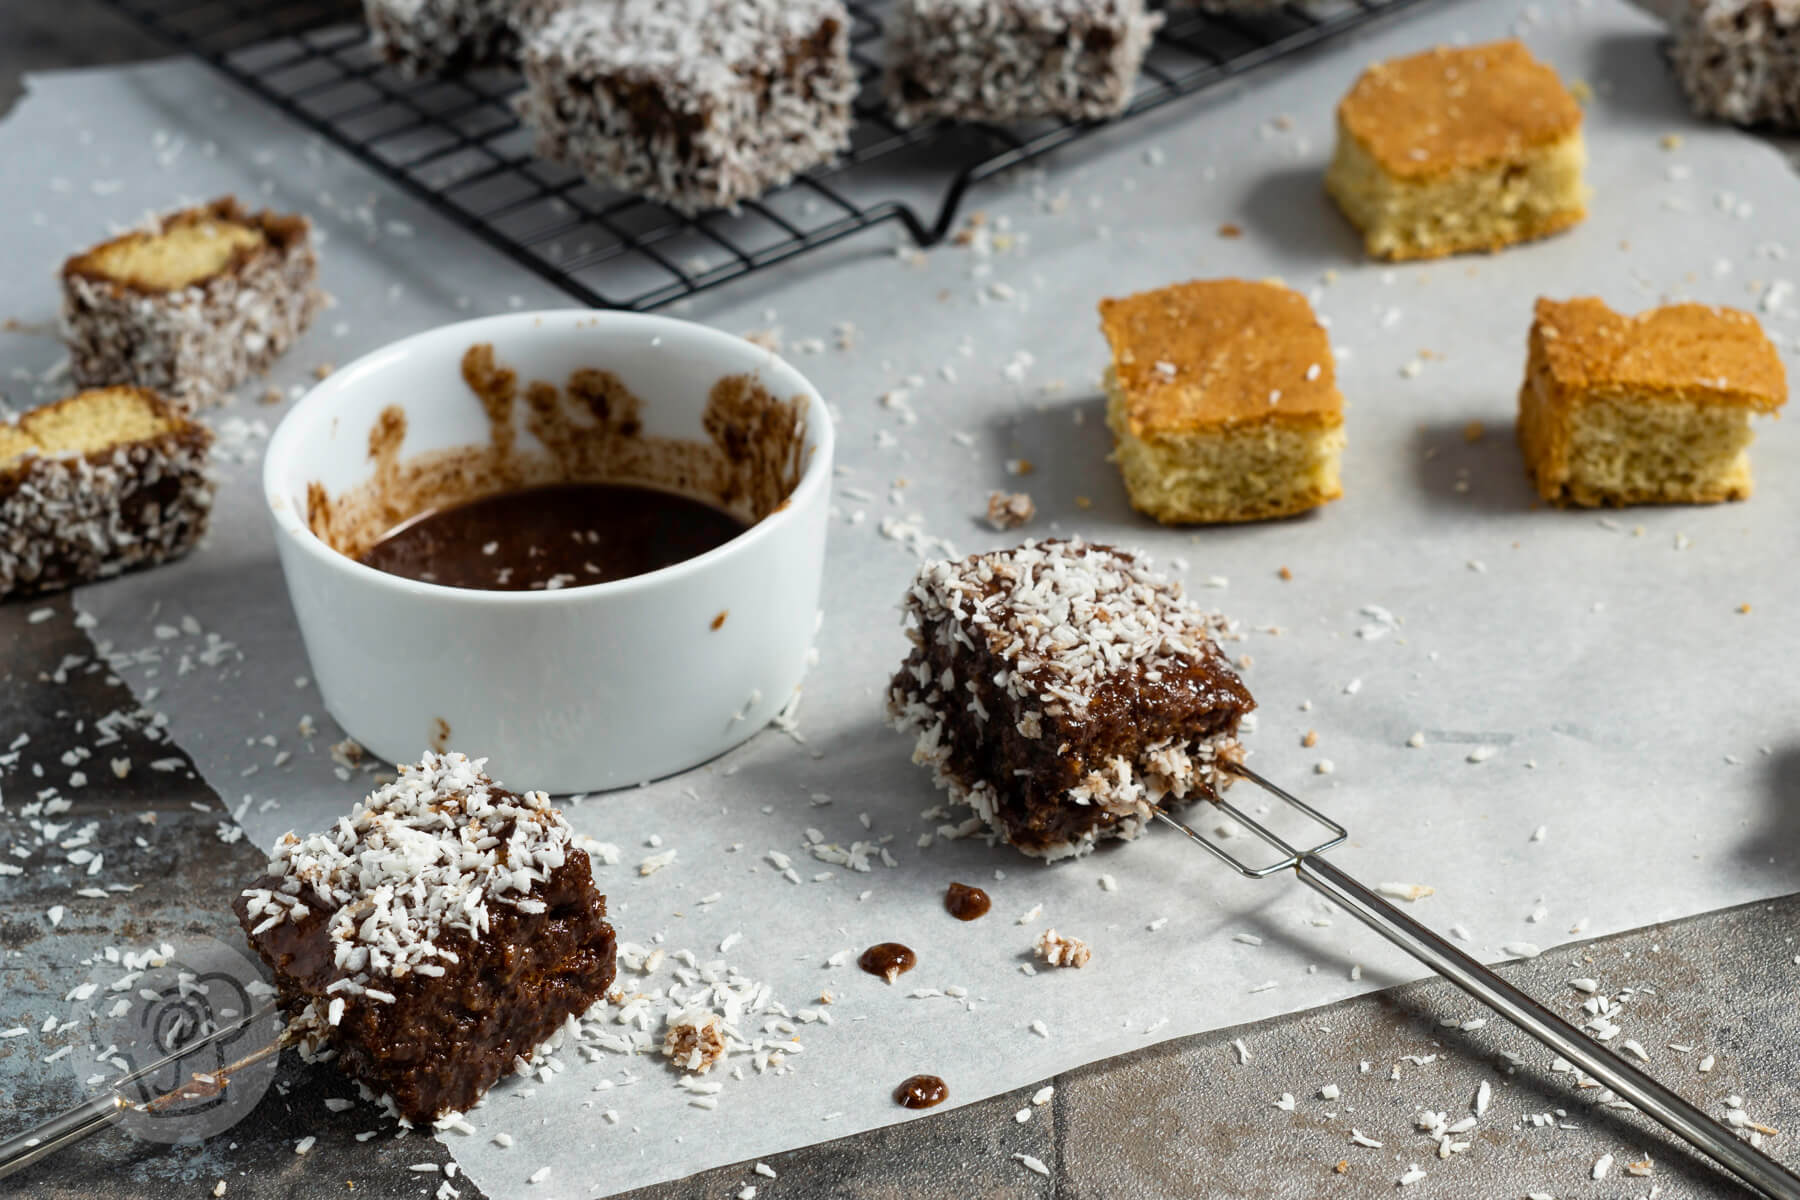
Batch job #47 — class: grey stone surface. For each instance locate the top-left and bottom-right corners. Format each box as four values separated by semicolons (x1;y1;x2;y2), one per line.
3;5;1799;1198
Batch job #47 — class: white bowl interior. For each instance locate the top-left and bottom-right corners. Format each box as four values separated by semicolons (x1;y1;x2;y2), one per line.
268;311;830;551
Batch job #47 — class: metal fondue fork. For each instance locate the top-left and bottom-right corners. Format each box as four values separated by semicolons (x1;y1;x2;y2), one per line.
1152;764;1800;1200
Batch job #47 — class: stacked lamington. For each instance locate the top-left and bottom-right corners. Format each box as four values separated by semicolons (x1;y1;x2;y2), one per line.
517;0;855;214
887;539;1254;861
0;387;214;600
884;0;1161;126
235;753;617;1122
1671;0;1800;129
61;197;324;408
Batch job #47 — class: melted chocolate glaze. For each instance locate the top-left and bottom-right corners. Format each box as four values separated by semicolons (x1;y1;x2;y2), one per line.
895;1074;948;1109
944;882;991;921
357;481;746;591
858;942;917;982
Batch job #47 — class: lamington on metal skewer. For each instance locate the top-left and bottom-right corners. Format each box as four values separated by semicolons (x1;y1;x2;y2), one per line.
887;539;1254;861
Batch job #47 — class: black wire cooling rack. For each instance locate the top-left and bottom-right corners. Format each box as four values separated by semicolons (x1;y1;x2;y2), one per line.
99;0;1436;311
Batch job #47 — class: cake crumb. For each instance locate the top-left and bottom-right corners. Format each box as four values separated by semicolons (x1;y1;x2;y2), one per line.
1218;223;1243;238
1033;928;1091;968
986;490;1036;530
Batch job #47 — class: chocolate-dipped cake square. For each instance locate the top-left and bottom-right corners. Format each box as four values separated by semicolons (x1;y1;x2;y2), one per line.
0;386;214;600
1518;296;1788;506
516;0;855;215
364;0;569;75
1673;0;1800;130
61;197;324;408
235;753;616;1123
883;0;1162;127
887;539;1253;861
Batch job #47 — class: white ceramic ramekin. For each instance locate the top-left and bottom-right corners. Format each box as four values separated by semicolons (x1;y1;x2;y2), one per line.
263;310;832;793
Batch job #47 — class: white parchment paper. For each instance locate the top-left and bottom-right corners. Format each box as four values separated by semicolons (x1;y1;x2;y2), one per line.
4;0;1800;1193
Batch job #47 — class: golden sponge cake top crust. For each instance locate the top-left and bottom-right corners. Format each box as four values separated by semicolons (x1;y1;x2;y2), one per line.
1337;40;1582;180
63;196;309;294
0;386;192;474
1530;296;1787;411
1098;278;1343;436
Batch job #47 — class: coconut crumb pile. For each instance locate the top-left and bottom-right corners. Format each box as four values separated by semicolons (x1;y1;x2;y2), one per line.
1033;928;1091;968
985;489;1036;530
663;1007;729;1074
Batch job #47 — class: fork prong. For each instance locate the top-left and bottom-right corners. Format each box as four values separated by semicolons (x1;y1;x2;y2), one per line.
1152;765;1349;874
1150;807;1267;878
1229;764;1351;848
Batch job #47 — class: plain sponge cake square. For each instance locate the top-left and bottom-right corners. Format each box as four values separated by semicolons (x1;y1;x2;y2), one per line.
1099;278;1345;525
1518;297;1787;507
1325;40;1588;261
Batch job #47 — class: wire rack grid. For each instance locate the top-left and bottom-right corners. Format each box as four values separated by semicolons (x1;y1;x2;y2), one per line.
98;0;1437;310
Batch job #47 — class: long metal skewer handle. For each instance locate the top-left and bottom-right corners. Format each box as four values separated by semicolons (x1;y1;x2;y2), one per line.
1296;852;1800;1200
0;1003;282;1183
0;1092;131;1181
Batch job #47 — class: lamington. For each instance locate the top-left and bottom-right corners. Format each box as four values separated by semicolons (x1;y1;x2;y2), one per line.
517;0;856;214
884;0;1161;127
1324;40;1588;261
1517;296;1788;507
1099;278;1345;525
365;0;567;75
887;539;1254;861
62;197;324;408
0;386;213;601
1672;0;1800;129
234;753;617;1123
